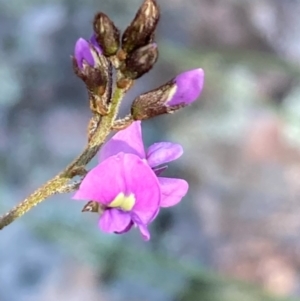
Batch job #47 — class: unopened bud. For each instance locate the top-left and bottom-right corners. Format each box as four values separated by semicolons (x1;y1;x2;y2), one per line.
93;12;120;56
122;0;159;53
121;43;158;79
74;38;98;69
73;37;113;113
73;37;110;89
131;68;204;120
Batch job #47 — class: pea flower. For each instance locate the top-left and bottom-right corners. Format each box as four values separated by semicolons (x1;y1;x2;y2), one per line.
73;121;188;240
99;121;189;209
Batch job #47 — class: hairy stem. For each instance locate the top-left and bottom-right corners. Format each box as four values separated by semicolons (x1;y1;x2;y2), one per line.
0;86;125;230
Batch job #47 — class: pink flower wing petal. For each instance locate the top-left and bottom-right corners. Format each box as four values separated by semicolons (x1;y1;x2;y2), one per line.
99;209;132;233
147;142;183;168
122;154;161;224
158;177;189;207
131;213;151;241
99;121;145;162
73;153;127;205
137;224;150;241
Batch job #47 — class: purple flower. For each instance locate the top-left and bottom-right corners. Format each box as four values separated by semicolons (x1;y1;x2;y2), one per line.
168;68;204;106
99;121;189;209
73;121;188;240
74;36;102;69
74;152;160;240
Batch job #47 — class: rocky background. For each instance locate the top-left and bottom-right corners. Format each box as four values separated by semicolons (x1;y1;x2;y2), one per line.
1;0;300;300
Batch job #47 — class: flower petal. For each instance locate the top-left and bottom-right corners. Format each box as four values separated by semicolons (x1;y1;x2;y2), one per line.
99;209;132;233
153;165;168;176
99;121;145;162
132;213;151;241
147;142;183;167
122;155;161;224
73;153;128;205
158;177;189;207
138;224;151;241
168;68;204;106
115;220;134;234
74;38;95;69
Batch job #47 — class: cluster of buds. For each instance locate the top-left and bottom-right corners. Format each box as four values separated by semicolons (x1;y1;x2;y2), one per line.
73;0;204;123
119;0;159;79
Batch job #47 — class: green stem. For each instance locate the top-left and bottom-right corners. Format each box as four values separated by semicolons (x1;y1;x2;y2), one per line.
0;87;125;230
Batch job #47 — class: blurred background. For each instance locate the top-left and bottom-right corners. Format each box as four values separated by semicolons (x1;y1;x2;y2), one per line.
1;0;300;300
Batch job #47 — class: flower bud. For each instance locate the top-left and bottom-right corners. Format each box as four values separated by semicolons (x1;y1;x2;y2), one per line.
74;38;97;69
93;12;120;56
73;37;113;113
121;43;158;79
122;0;159;53
73;37;110;87
131;68;204;120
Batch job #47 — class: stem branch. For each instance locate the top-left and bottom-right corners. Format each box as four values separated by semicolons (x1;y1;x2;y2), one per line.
0;86;125;230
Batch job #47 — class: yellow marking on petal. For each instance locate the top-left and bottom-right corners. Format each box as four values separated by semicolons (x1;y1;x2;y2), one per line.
121;194;135;211
109;193;124;208
109;192;135;211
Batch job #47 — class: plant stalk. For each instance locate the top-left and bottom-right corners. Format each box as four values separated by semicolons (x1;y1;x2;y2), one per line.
0;87;125;230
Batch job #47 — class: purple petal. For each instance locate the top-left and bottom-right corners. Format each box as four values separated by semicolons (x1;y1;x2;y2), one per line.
158;177;189;207
131;213;151;241
122;155;161;224
137;224;150;241
90;34;103;54
153;165;168;176
115;220;134;234
99;209;132;233
73;153;127;205
74;38;95;69
168;68;204;106
99;121;145;162
147;142;183;168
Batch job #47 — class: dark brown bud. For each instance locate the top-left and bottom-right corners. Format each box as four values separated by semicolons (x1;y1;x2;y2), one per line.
131;81;185;120
120;43;158;79
122;0;160;53
131;81;175;120
131;68;205;120
72;56;106;90
93;12;120;56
